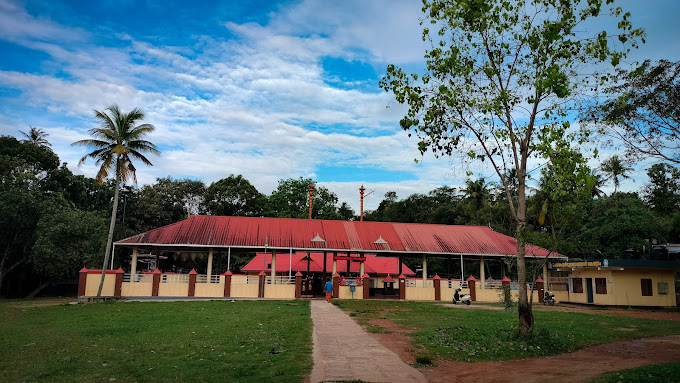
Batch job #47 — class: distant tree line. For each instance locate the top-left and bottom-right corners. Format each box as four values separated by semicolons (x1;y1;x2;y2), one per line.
0;135;355;297
2;134;679;297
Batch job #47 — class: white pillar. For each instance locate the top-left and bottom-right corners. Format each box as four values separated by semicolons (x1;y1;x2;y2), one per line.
271;250;277;283
480;256;485;289
543;262;549;290
207;248;214;281
360;261;365;276
227;247;231;272
332;252;337;274
422;254;427;284
131;246;138;281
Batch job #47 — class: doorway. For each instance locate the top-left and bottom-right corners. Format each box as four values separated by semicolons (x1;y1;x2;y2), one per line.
586;278;594;303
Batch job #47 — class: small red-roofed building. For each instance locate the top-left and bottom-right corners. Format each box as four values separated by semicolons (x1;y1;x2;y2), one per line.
241;252;415;297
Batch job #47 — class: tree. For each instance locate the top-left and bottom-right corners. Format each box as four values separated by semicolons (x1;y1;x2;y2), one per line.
19;127;51;148
581;60;680;164
73;105;159;297
126;177;206;233
578;193;659;259
204;175;266;217
380;0;642;335
599;155;632;193
30;204;107;296
0;137;59;294
461;178;492;219
265;177;349;220
643;163;680;215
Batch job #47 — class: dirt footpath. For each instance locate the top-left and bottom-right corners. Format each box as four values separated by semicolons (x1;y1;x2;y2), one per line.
420;336;680;383
363;305;680;383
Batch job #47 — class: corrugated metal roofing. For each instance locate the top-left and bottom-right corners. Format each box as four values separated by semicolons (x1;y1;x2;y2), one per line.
117;215;563;258
241;253;416;275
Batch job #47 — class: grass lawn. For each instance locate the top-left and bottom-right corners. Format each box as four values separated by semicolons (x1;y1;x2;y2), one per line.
592;362;680;383
333;300;680;362
0;299;312;382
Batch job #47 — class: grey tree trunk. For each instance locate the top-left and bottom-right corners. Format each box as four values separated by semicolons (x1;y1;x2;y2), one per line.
96;166;121;297
516;164;534;336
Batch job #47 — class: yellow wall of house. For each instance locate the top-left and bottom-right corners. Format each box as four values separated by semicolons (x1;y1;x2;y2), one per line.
231;282;259;298
265;284;296;299
338;285;363;299
567;268;676;306
121;282;152;296
405;287;435;301
195;282;224;298
85;273;116;296
158;283;188;297
553;290;570;303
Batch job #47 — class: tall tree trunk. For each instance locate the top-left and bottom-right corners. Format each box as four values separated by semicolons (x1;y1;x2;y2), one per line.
516;171;534;336
96;167;121;297
0;246;7;295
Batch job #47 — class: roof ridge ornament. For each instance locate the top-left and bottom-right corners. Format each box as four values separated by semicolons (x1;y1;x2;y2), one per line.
374;236;388;244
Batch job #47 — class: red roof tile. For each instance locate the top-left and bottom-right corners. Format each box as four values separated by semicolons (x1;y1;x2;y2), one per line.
117;215;563;258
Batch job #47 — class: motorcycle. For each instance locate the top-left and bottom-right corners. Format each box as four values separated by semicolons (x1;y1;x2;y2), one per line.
453;288;472;305
543;291;555;306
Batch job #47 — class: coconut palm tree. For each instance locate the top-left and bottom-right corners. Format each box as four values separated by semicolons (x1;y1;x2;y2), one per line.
461;178;491;215
73;105;159;297
599;155;633;193
19;126;51;147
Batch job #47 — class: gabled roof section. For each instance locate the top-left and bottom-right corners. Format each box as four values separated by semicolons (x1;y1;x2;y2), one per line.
241;253;416;275
117;215;563;258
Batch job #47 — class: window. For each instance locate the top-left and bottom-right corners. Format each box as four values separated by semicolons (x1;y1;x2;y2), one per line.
595;278;607;294
658;282;669;295
641;279;653;296
572;278;583;293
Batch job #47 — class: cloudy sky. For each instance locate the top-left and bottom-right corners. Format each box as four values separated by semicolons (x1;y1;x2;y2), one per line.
1;0;679;212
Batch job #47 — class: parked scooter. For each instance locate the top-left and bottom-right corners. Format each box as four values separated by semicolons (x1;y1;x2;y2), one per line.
453;288;471;305
543;291;555;306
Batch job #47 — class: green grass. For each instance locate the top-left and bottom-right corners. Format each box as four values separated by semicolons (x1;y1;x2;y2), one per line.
333;300;680;362
0;299;312;382
592;363;680;383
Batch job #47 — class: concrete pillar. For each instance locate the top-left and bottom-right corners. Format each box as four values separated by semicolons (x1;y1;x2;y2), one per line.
130;246;138;280
480;256;485;289
501;260;505;279
258;271;265;298
207;248;214;281
422;254;427;284
360;261;365;276
537;278;545;303
467;275;476;302
332;272;340;298
295;272;302;298
398;274;406;300
362;273;370;300
223;270;232;297
270;250;277;283
114;268;124;297
433;275;441;301
188;269;197;297
543;262;549;290
332;255;337;274
78;268;88;296
152;269;161;297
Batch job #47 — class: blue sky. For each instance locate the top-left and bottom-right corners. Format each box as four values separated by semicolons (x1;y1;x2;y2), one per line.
1;0;679;212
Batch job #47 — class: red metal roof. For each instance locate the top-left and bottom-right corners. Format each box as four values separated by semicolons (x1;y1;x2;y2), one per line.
117;215;563;258
241;252;416;275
